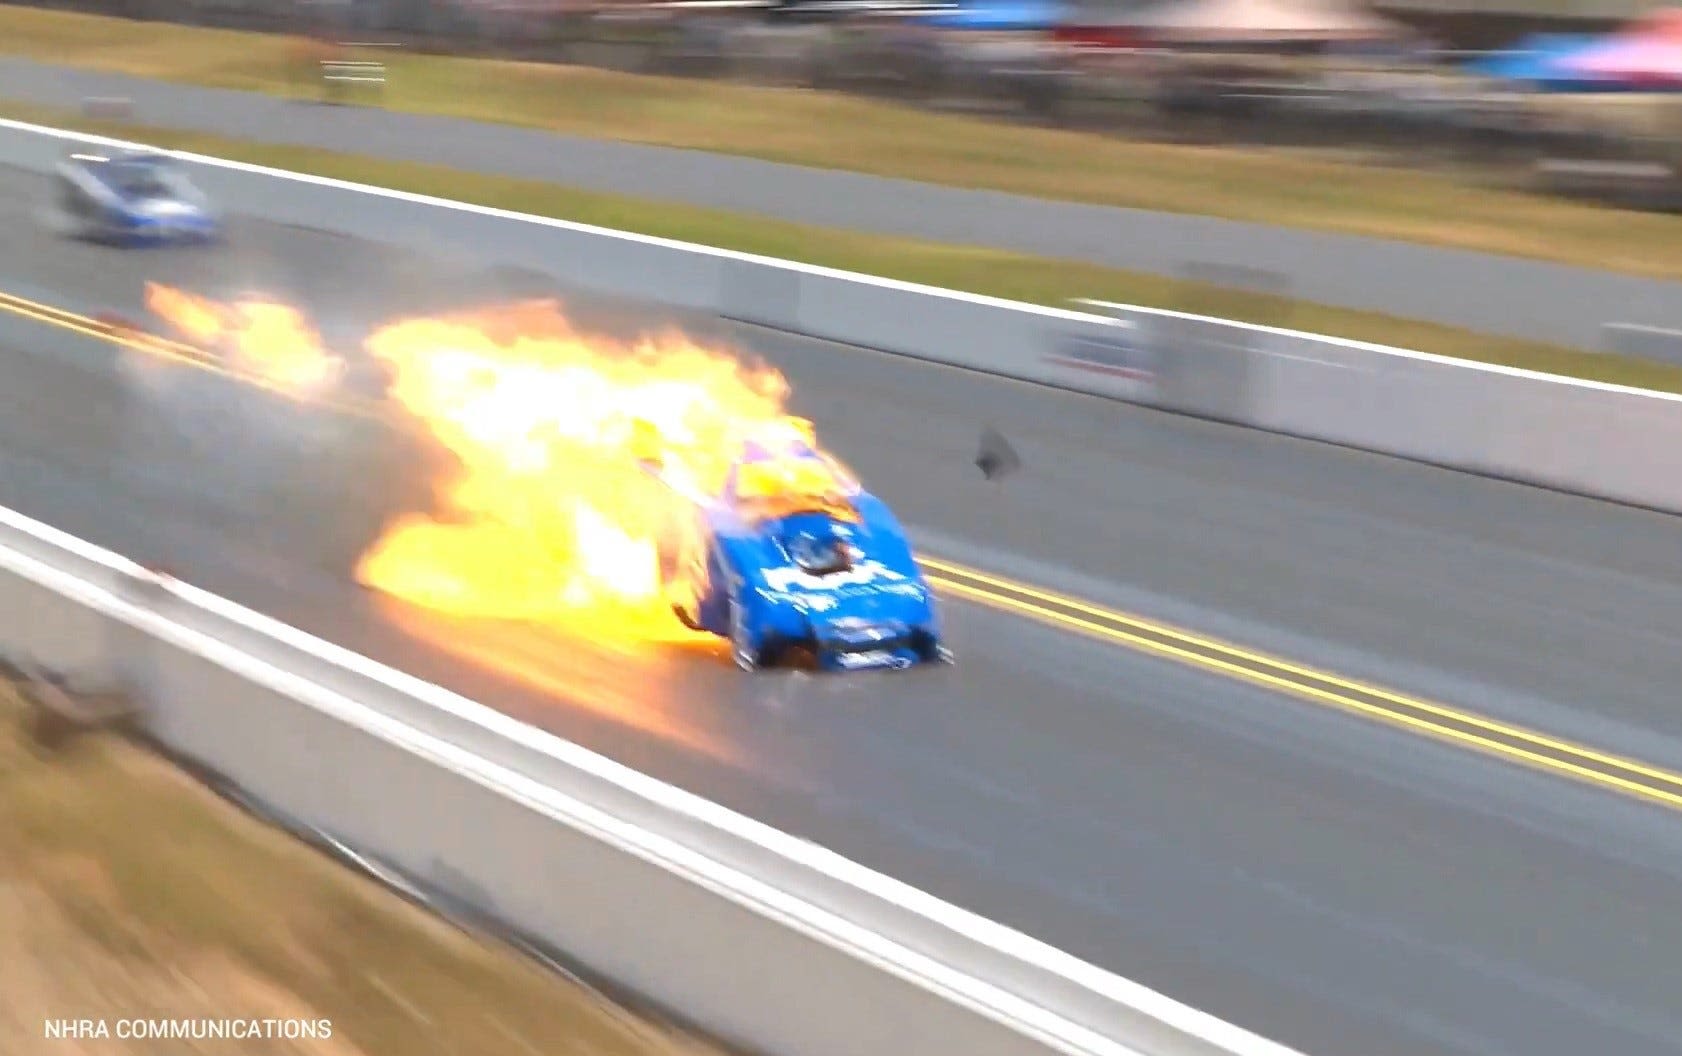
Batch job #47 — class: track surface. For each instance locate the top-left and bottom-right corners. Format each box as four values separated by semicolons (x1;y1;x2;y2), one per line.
4;176;1682;1056
2;55;1679;347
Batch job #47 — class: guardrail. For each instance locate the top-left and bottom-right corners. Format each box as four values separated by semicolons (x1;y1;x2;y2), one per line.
320;60;386;88
0;497;1305;1056
1604;322;1682;369
319;41;398;104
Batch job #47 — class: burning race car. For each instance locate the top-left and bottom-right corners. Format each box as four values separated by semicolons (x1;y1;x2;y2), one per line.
52;149;220;246
639;419;952;672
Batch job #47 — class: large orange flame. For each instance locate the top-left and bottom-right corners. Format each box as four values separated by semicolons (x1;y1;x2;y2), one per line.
144;285;811;639
143;281;344;397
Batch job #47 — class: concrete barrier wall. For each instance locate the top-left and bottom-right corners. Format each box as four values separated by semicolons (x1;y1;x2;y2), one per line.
1089;301;1682;519
1604;324;1682;369
1483;374;1682;511
139;638;1044;1056
0;503;1301;1056
1249;325;1682;514
18;116;1681;529
132;622;1055;1056
0;120;1128;387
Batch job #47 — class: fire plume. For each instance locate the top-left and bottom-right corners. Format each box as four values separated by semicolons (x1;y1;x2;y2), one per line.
358;302;792;629
142;285;813;638
144;281;344;396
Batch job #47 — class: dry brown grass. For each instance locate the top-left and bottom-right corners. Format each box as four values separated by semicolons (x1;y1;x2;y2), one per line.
3;4;1682;279
0;681;721;1056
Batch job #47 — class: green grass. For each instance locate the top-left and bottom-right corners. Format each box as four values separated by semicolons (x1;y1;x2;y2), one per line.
9;98;1682;394
0;680;721;1056
6;3;1682;280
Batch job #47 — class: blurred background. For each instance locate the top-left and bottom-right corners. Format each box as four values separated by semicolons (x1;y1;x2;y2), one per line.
23;0;1682;211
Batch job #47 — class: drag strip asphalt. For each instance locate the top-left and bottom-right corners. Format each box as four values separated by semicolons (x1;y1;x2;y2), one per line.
1;55;1678;347
3;175;1682;1055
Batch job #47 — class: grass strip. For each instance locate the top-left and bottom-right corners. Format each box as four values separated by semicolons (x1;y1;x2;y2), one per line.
1;3;1680;281
6;97;1682;394
0;679;722;1056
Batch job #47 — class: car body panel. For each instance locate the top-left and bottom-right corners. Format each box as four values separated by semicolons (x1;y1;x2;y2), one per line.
647;421;949;672
53;149;221;246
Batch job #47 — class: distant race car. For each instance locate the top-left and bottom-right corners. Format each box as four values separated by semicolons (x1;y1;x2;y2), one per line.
52;149;220;246
639;419;952;672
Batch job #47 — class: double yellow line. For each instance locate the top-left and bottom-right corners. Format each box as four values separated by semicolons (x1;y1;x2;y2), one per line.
0;287;221;370
8;285;1682;813
0;288;382;419
926;559;1682;812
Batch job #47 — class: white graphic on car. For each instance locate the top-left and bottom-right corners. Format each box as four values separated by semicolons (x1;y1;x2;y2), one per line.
760;559;908;593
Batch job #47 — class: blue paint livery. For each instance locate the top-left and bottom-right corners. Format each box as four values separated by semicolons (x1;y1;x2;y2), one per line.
649;428;952;673
54;149;222;247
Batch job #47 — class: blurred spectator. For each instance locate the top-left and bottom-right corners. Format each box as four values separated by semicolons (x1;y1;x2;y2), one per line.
26;0;1682;209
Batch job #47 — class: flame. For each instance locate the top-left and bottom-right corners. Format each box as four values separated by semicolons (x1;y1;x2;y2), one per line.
355;301;794;631
144;281;344;396
143;282;223;345
142;285;818;638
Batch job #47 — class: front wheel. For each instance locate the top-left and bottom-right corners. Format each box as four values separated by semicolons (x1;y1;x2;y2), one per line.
916;633;954;665
729;597;765;672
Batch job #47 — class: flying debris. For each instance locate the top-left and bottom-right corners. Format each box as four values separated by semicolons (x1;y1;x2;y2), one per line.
975;426;1021;482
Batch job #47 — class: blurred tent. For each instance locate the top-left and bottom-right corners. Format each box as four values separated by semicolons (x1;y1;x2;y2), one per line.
1464;33;1616;91
1126;0;1400;43
918;0;1065;29
1052;0;1160;46
1557;9;1682;88
1619;6;1682;40
1562;38;1682;87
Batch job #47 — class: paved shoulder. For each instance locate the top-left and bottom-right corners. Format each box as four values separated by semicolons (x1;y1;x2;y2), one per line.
0;56;1674;347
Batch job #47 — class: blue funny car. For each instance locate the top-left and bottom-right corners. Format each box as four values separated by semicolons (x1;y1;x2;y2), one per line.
53;149;220;246
641;419;953;673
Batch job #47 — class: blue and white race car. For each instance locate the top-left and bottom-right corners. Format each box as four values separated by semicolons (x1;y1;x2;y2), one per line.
640;418;953;672
52;149;220;245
